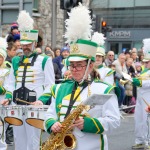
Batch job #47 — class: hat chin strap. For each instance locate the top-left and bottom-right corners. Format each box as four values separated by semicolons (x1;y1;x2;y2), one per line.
31;42;35;52
79;59;91;85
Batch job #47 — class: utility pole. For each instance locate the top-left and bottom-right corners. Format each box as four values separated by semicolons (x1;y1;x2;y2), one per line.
51;0;57;48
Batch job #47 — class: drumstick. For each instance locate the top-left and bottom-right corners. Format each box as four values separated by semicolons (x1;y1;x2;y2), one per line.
142;98;150;106
16;98;32;105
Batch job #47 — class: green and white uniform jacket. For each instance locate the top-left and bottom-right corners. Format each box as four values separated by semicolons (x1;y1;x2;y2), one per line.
0;67;9;101
96;64;114;85
44;80;120;150
5;53;55;101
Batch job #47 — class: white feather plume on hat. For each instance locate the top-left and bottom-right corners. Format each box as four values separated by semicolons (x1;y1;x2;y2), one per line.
0;37;7;59
142;38;150;61
17;10;34;31
143;38;150;54
64;3;92;44
91;32;106;46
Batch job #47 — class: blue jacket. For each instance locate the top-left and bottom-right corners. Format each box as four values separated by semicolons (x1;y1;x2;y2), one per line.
52;55;64;71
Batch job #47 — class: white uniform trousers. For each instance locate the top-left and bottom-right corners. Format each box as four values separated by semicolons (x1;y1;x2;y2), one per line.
134;90;150;145
13;116;41;150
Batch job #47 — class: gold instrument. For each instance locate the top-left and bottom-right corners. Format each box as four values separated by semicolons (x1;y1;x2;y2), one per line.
42;103;86;150
136;75;150;80
120;79;129;85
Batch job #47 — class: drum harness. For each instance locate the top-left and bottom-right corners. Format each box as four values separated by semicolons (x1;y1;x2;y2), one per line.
13;54;38;105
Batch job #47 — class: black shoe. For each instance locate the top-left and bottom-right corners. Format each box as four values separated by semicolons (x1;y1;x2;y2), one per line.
5;139;13;145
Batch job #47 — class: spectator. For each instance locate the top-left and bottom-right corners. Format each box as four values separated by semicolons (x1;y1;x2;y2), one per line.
44;45;52;53
113;53;127;107
36;47;42;54
5;42;17;68
135;62;142;76
105;51;115;66
14;40;22;49
53;47;61;57
6;22;20;43
53;46;70;71
124;49;131;60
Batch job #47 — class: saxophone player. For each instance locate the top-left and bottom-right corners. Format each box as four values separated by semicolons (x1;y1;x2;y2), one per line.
36;4;120;150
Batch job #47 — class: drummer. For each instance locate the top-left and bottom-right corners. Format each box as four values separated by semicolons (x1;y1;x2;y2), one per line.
1;11;55;150
0;38;9;150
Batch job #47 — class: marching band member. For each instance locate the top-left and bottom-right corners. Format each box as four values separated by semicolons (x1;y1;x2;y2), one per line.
132;39;150;150
37;4;120;150
1;10;55;150
0;38;9;150
92;32;114;85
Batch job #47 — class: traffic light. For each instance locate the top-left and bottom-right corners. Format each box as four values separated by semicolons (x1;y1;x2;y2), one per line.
60;0;82;10
101;21;107;37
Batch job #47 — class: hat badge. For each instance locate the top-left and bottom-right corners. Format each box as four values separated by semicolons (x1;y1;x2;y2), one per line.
22;33;28;39
71;44;80;53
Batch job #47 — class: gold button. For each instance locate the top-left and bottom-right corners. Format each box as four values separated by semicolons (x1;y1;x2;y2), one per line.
58;104;62;109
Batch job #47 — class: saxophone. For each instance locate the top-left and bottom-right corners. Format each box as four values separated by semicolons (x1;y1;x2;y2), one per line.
42;103;86;150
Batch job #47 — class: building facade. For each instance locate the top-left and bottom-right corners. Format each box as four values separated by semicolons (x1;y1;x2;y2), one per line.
91;0;150;56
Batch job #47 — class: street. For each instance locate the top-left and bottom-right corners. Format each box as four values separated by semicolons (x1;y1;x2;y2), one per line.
8;113;135;150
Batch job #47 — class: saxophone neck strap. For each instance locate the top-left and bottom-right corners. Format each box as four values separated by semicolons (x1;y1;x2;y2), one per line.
64;81;88;118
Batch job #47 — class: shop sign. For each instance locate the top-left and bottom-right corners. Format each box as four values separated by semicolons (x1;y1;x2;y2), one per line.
109;31;131;38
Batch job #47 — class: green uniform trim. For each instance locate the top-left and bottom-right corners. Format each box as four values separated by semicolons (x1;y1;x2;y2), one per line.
101;134;104;150
42;56;49;71
12;56;21;76
38;93;52;104
106;69;115;76
69;54;95;62
76;39;98;47
132;78;142;87
83;117;104;134
45;118;57;133
0;86;6;95
5;91;12;99
141;68;149;75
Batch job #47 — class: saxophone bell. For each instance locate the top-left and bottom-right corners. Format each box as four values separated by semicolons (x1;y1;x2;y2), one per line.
63;132;76;149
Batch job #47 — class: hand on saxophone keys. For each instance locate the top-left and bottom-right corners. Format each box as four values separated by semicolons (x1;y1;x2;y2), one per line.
51;122;62;133
71;117;84;130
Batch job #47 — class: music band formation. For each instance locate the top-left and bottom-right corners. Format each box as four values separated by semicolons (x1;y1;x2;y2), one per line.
0;4;150;150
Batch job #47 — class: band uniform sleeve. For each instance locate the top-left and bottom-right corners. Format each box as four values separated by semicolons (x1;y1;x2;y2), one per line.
5;66;16;100
82;94;120;134
38;57;55;103
0;70;10;95
44;97;58;133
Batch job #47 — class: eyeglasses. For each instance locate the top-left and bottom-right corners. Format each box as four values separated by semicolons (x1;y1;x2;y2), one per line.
68;65;87;71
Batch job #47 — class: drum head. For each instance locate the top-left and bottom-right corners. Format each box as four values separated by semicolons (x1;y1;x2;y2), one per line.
26;118;44;130
4;117;23;126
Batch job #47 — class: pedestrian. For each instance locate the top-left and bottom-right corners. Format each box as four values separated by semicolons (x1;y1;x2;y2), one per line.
0;10;55;150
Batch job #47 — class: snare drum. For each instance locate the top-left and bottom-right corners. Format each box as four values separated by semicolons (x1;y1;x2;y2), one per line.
25;105;49;130
4;105;24;126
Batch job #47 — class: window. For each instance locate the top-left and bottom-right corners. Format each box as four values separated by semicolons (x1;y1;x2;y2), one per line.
33;0;39;12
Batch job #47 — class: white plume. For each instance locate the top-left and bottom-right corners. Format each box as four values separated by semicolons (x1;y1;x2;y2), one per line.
17;10;34;31
0;37;8;50
64;3;92;44
91;32;106;46
143;38;150;54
